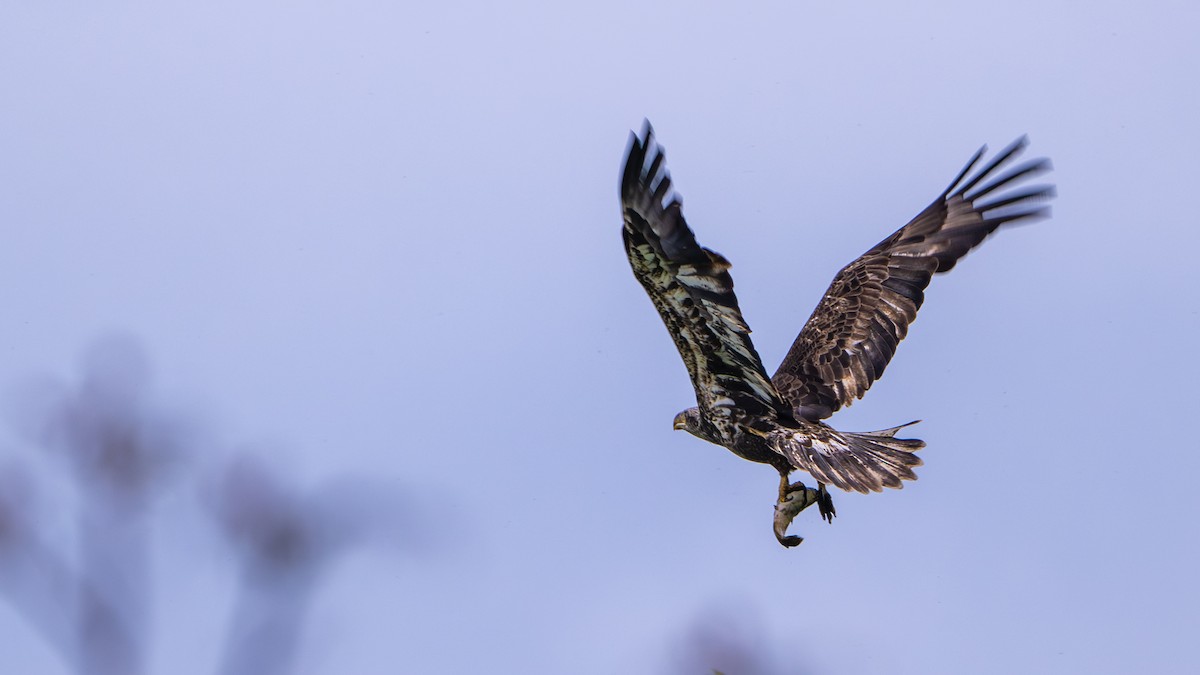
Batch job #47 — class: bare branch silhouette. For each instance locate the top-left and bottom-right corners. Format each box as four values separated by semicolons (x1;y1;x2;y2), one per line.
0;463;78;668
210;457;342;675
6;336;188;675
0;337;423;674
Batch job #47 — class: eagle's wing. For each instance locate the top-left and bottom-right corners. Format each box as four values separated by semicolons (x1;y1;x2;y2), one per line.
622;124;788;422
773;138;1054;420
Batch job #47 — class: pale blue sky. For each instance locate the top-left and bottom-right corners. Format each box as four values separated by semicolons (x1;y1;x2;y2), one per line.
1;1;1198;673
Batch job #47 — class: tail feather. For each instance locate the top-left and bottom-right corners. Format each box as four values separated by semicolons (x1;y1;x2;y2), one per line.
859;420;923;439
772;421;926;494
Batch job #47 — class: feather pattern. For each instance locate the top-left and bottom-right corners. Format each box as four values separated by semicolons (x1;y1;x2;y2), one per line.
768;421;926;494
772;138;1055;420
621;124;789;426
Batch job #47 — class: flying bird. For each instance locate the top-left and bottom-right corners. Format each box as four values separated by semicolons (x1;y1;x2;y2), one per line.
620;123;1053;546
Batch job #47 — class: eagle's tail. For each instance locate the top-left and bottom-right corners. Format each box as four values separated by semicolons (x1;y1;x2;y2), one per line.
833;422;926;494
775;421;925;494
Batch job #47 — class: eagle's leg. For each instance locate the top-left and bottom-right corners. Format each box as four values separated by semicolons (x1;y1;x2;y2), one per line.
773;474;830;547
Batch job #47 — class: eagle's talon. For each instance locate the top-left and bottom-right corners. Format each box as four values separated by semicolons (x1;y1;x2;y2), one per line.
817;483;836;523
777;472;794;502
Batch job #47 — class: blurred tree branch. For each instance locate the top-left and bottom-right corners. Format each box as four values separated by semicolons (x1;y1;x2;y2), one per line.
0;336;417;675
211;457;371;675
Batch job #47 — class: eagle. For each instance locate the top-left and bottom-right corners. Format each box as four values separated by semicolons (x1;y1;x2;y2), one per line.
620;123;1053;546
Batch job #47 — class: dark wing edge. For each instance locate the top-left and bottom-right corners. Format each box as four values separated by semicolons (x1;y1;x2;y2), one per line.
621;122;787;421
773;138;1056;419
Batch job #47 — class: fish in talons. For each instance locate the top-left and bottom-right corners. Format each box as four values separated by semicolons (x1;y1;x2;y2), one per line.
773;480;836;547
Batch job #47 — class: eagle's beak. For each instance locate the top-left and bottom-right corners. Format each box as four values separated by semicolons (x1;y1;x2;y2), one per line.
672;414;686;431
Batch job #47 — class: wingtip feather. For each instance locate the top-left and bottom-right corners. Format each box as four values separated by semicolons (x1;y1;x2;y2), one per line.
955;135;1033;197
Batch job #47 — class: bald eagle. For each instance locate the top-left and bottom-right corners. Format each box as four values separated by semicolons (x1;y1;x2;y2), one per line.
620;123;1053;546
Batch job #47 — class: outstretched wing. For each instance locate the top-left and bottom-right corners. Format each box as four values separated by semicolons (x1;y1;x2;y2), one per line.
622;124;788;422
773;138;1055;420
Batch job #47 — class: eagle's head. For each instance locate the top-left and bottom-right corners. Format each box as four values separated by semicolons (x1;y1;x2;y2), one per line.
672;407;705;438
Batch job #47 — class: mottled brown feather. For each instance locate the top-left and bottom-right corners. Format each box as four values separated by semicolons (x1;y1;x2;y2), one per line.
621;124;789;425
772;138;1054;420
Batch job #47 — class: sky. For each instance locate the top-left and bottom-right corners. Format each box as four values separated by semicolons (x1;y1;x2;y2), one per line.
1;1;1198;673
